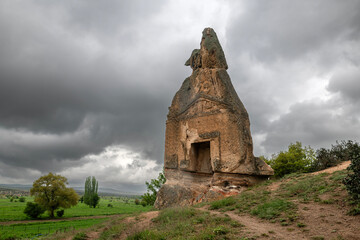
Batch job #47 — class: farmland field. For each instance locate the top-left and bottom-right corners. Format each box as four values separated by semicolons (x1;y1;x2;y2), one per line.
0;218;108;240
0;196;151;221
0;196;151;239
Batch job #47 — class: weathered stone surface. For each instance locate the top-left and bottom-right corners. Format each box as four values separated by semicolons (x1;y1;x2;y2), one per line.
155;28;273;209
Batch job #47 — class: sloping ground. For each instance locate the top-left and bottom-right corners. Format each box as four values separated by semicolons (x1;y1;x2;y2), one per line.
268;161;351;192
62;162;359;240
311;161;350;175
115;211;159;239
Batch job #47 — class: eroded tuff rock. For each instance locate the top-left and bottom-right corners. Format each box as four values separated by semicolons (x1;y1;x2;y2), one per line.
155;28;273;209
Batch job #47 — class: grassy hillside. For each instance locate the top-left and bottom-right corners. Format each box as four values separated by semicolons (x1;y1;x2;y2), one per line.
79;168;360;240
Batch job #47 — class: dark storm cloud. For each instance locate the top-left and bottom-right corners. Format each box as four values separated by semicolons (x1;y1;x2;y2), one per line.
223;0;360;155
0;0;184;174
227;0;360;63
1;0;360;190
262;100;360;153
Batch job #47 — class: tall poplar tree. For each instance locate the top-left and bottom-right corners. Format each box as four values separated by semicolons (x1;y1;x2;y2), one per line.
84;176;99;208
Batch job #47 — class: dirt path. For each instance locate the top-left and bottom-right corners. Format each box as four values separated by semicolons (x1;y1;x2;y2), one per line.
311;161;350;175
201;203;360;240
115;211;159;239
201;208;307;240
106;204;360;240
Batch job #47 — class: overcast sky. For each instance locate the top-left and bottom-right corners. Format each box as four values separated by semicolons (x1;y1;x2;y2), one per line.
0;0;359;193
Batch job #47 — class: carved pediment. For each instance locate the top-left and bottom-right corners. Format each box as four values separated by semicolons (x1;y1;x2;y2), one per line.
177;96;226;119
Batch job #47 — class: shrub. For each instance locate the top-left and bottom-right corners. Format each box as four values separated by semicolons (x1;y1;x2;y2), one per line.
107;203;113;208
23;202;45;219
331;140;356;162
141;171;166;206
134;199;140;205
297;222;306;228
310;140;360;172
267;142;314;177
343;142;360;202
56;209;65;217
213;226;228;235
310;148;338;172
140;200;147;207
19;197;26;202
72;232;88;240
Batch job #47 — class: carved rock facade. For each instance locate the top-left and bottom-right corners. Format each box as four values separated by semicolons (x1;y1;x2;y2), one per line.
155;28;273;209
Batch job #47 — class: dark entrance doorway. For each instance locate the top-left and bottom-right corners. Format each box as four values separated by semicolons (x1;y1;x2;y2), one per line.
190;141;213;174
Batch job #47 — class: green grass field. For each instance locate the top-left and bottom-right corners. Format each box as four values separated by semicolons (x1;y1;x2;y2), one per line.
0;196;151;221
0;218;108;240
0;196;151;239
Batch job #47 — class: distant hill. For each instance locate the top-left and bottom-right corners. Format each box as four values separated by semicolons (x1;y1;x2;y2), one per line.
0;184;30;192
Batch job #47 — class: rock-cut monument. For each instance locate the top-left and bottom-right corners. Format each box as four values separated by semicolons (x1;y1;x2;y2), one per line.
155;28;273;208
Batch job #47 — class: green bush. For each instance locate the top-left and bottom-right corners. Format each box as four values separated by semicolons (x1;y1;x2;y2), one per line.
19;197;26;202
141;171;166;206
140;200;147;207
310;140;360;172
267;142;314;177
343;142;360;202
213;225;228;235
310;148;338;172
331;140;357;162
73;232;88;240
56;209;65;217
23;202;45;219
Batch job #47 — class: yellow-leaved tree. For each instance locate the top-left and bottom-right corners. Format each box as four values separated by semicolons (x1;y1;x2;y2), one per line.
30;172;79;218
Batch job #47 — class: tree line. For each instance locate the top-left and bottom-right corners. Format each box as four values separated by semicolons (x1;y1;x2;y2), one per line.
263;140;360;206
